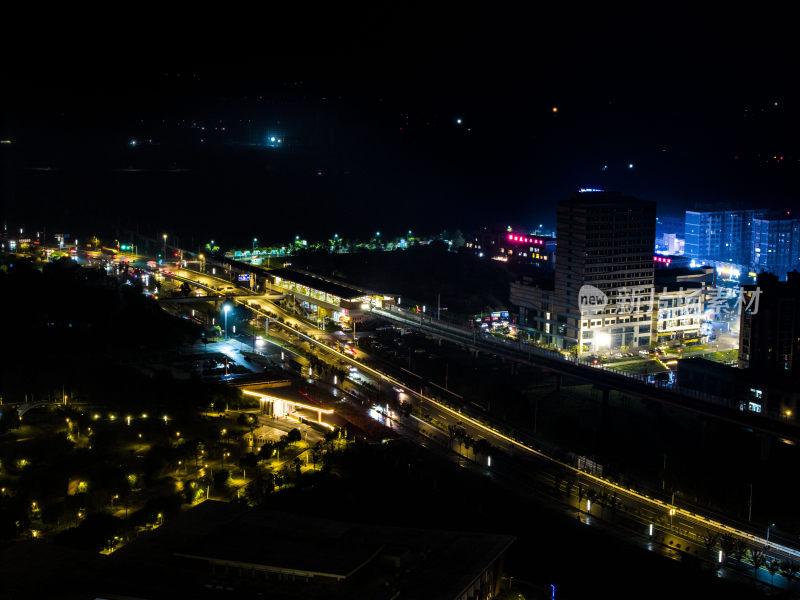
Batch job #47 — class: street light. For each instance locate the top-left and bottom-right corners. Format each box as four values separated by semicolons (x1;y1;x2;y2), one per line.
223;304;232;339
253;238;257;253
767;523;776;544
162;234;168;257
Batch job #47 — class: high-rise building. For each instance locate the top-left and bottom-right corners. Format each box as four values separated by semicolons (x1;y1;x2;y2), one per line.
751;216;800;280
511;190;656;352
684;209;764;267
739;271;800;372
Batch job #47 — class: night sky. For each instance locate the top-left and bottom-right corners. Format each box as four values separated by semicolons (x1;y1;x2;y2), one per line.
3;6;799;246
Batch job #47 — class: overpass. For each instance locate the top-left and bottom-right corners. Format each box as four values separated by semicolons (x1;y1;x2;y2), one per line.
144;248;800;439
370;305;800;442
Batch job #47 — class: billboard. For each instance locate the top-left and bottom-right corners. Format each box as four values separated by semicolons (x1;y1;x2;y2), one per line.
238;273;251;282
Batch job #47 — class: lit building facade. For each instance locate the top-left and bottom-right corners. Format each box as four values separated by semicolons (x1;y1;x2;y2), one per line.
652;283;705;343
684;208;764;268
465;228;555;268
264;267;392;324
511;190;656;352
751;216;800;280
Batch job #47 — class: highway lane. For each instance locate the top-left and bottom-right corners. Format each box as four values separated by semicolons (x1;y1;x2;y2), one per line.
371;306;800;443
129;255;800;579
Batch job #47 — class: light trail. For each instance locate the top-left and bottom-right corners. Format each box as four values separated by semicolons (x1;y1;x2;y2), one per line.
152;262;800;560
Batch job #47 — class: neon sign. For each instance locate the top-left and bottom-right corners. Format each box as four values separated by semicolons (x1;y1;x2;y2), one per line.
507;234;544;245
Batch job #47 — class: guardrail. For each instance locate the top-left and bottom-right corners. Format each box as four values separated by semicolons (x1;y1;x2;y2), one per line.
372;306;796;432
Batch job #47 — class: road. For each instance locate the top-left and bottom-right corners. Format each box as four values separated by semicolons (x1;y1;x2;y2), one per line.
123;252;800;590
369;306;800;440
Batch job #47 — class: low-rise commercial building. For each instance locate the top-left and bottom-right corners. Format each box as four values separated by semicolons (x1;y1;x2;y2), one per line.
263;267;394;325
465;228;555;268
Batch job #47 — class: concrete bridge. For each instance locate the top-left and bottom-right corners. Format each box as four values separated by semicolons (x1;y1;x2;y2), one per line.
369;306;800;442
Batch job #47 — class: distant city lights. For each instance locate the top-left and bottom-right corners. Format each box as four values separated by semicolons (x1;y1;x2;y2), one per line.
266;134;283;148
507;233;544;245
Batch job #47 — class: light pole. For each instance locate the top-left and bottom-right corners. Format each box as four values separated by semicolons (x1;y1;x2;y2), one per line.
224;304;232;340
162;234;167;258
767;523;776;544
253;238;257;253
669;491;676;529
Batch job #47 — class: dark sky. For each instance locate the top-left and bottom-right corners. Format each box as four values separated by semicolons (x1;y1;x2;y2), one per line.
2;6;800;246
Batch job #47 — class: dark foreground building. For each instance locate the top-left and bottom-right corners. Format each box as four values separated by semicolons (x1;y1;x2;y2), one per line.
679;271;800;418
0;501;514;600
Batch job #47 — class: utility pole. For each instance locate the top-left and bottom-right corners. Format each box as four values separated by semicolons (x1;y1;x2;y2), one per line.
437;293;441;321
748;483;753;522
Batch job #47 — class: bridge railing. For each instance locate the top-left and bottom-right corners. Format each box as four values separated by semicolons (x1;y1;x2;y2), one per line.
375;306;796;428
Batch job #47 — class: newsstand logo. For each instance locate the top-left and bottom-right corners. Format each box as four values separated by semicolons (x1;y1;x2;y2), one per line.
578;285;607;315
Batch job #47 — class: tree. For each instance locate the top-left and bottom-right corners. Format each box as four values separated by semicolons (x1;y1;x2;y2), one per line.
780;560;798;582
473;438;492;457
213;469;231;491
239;452;259;478
245;472;273;505
287;428;302;443
702;530;718;552
257;442;275;461
293;457;302;477
311;444;322;470
767;559;781;585
719;534;735;561
750;548;766;578
55;513;128;553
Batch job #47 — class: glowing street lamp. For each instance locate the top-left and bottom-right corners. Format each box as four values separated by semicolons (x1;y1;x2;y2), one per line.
223;304;232;339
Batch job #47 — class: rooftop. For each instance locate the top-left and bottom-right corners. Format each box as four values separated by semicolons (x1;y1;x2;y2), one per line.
263;267;372;300
111;501;515;600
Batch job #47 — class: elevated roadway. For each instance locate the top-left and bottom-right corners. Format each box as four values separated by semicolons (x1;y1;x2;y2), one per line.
370;306;800;443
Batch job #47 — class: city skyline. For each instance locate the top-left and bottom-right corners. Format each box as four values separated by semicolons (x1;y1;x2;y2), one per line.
4;9;800;245
4;7;800;599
